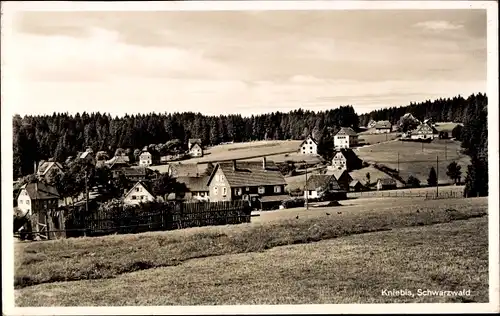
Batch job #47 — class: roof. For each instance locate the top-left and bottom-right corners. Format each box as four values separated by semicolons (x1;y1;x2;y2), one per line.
189;143;203;151
124;181;155;199
377;178;397;185
105;155;130;166
375;120;392;129
114;167;148;177
334;148;361;164
335;127;358;136
332;168;351;181
300;135;318;146
20;182;60;200
413;123;439;135
80;151;93;159
305;175;341;191
189;138;202;144
349;180;363;187
168;163;201;177
37;161;63;176
176;176;210;192
210;160;286;187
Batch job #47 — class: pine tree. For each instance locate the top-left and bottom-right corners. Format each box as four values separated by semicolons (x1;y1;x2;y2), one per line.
427;167;437;186
446;161;462;184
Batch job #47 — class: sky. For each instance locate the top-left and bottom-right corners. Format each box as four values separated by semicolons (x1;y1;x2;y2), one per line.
6;9;487;117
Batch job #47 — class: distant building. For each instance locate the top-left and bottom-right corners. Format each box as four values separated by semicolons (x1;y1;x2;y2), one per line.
367;119;377;128
123;181;156;206
409;123;439;140
112;167;149;183
298;135;318;155
376;178;397;191
304;174;346;200
79;148;96;165
333;127;359;149
188;139;202;150
167;163;202;178
349;180;365;192
374;121;392;134
105;155;130;170
330;149;362;171
207;158;288;209
36;161;64;181
139;150;159;167
189;143;204;157
176;176;210;201
332;168;353;191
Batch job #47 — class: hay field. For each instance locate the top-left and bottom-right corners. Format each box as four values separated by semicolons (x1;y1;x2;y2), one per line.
15;197;488;305
357;132;400;145
356;139;470;184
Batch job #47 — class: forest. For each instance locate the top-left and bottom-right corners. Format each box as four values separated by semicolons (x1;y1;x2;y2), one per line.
13;92;488;197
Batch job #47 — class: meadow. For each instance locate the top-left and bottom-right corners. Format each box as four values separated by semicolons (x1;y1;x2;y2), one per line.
15;209;487;305
14;196;487;306
357;132;400;145
355;139;470;184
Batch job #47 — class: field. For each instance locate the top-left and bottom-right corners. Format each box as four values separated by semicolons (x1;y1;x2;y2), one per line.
349;166;404;187
355;139;470;184
357;132;400;145
150;140;303;173
14;197;487;305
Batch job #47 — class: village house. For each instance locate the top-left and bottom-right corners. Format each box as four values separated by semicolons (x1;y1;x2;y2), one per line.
123;181;156;206
16;182;64;239
409;123;439;140
330;148;362;171
304;174;346;201
189;142;204;157
333;127;359;149
367;119;377;128
105;155;130;170
176;176;210;202
207;158;288;209
188;138;202;150
298;135;318;155
167;163;204;178
349;180;365;192
374;121;392;134
434;122;463;140
78;148;96;165
332;168;353;191
376;178;397;191
36;161;64;181
139;150;159;167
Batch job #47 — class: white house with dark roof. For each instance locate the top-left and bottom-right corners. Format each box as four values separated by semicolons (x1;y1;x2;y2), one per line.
298;135;318;155
189;143;204;157
188;138;202;150
123;181;156;206
334;127;359;149
207;158;288;207
374;121;392;134
79;148;96;165
304;174;345;200
409;123;439;140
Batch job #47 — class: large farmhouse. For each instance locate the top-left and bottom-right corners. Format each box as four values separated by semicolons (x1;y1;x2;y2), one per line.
334;127;359;149
207;158;288;208
374;121;392;134
298;135;318;155
304;174;346;200
409;123;439;140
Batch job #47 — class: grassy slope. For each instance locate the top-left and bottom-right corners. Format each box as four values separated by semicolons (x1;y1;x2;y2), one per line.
15;216;488;306
356;139;470;184
358;132;400;145
14;198;487;289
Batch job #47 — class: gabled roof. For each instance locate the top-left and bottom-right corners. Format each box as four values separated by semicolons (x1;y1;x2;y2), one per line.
124;181;155;199
305;174;341;191
208;160;286;187
349;180;363;187
20;182;60;200
413;123;439;135
37;161;64;176
300;135;318;146
79;151;94;159
113;167;148;177
176;176;210;192
168;163;201;177
189;143;203;151
377;178;397;185
332;168;351;181
375;120;392;129
105;155;130;167
335;127;357;136
189;138;202;144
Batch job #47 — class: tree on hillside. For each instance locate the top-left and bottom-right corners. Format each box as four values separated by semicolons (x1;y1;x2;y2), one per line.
398;115;420;132
446;161;462;184
427;167;437;186
204;162;215;176
407;175;421;188
365;172;371;186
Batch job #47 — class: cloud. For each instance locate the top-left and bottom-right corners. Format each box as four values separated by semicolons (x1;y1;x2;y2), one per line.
413;20;464;31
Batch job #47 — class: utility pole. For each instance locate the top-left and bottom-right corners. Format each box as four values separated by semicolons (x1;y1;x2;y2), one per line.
436;155;439;198
422;141;424;152
304;162;309;210
84;169;89;237
397;152;400;172
445;140;447;160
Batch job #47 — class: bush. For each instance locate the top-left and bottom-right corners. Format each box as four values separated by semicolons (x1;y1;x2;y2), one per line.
407;175;421;188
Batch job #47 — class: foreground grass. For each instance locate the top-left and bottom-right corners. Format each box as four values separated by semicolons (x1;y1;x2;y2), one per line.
14;198;487;289
16;217;488;306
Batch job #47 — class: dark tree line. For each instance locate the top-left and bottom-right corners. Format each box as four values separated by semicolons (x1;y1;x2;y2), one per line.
13;106;359;178
358;93;487;126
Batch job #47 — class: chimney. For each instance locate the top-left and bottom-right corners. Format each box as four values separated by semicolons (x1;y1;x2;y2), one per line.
262;157;267;170
232;160;237;171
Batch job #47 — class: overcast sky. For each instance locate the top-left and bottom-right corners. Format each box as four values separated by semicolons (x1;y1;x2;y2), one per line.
8;9;487;116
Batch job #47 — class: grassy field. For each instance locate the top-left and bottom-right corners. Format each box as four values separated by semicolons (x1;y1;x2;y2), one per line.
14;197;486;293
150;140;303;173
355;139;470;184
357;132;400;145
15;214;488;305
346;185;465;199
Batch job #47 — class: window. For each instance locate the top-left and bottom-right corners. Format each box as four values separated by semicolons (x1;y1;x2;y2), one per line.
141;196;144;200
235;188;242;196
214;187;218;194
19;200;23;204
132;196;137;200
274;186;281;193
26;200;29;205
309;141;312;144
310;146;312;150
136;187;140;192
222;187;227;195
258;186;265;194
246;187;250;191
200;192;205;197
302;146;306;150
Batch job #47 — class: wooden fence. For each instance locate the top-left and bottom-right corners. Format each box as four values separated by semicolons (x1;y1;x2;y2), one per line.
20;200;251;240
347;189;464;200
